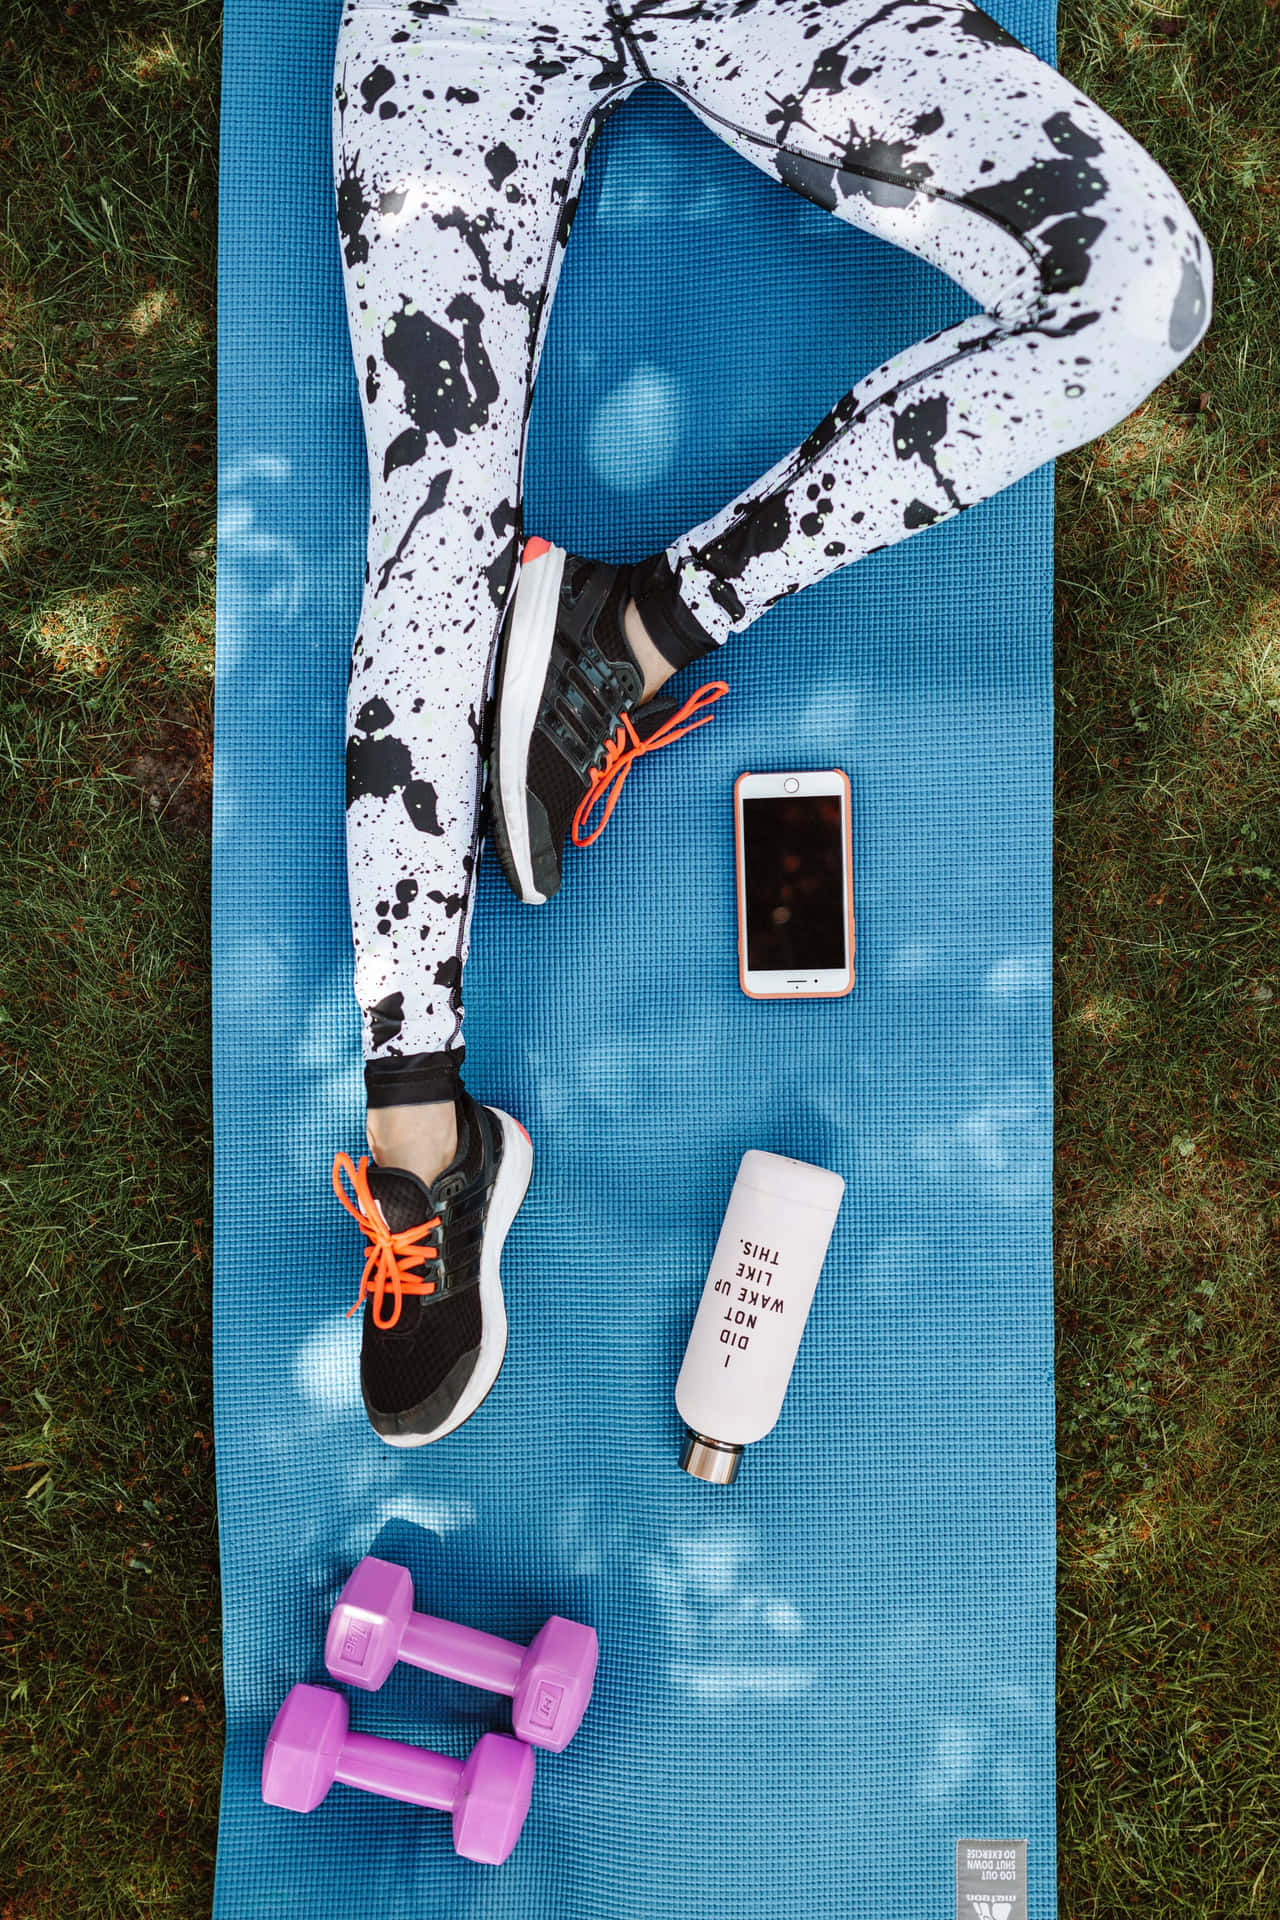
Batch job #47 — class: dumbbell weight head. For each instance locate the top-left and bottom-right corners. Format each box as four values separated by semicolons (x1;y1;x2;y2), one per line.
262;1684;350;1813
511;1616;599;1753
454;1732;536;1866
324;1556;414;1691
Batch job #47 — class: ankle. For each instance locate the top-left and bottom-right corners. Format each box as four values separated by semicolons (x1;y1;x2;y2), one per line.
623;598;676;704
366;1099;459;1187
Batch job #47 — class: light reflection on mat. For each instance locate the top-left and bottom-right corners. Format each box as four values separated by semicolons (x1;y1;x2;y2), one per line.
585;364;686;490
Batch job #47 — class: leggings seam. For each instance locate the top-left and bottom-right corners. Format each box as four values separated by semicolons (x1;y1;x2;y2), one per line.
509;80;639;564
687;308;1053;585
655;75;1048;285
516;83;639;448
611;8;655;83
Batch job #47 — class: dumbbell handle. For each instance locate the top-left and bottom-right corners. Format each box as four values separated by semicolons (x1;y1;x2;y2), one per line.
397;1613;525;1697
334;1728;462;1811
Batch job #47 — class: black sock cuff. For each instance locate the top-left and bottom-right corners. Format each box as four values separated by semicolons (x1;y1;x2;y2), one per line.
364;1047;464;1109
628;552;720;674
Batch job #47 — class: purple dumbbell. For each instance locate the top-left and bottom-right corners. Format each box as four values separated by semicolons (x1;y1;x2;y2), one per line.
324;1555;598;1753
262;1683;535;1865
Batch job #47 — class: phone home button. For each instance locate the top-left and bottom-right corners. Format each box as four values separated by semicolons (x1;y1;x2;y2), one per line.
783;776;800;793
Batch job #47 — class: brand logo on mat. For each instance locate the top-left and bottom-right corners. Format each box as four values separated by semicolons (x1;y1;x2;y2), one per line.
957;1837;1025;1920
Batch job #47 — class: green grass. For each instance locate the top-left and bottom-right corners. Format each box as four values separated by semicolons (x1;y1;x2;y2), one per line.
1;0;1277;1914
0;5;219;1915
1052;0;1280;1909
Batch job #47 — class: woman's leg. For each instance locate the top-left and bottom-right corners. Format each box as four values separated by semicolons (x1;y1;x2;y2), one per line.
332;1;655;1443
333;0;634;1172
486;0;1211;905
621;0;1212;654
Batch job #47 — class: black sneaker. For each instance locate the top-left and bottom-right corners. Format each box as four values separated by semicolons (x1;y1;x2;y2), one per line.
331;1092;533;1446
489;539;726;904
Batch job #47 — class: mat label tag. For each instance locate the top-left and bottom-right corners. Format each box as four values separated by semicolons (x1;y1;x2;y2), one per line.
955;1838;1027;1920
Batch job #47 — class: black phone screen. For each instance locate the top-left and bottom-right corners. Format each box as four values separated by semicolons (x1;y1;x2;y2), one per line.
741;793;846;973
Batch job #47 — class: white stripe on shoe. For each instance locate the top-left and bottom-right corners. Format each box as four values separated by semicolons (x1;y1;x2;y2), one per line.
492;538;566;906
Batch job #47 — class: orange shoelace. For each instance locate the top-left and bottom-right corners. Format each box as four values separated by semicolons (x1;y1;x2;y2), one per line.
332;1151;441;1332
570;679;729;849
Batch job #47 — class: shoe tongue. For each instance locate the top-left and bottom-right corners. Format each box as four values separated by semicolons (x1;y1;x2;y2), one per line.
591;566;643;679
364;1107;471;1232
364;1164;438;1235
629;693;682;742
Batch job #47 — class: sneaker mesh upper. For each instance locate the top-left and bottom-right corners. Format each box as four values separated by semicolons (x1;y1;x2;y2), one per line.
358;1095;500;1424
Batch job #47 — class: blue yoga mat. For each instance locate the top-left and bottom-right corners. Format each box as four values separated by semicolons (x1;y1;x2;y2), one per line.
214;4;1057;1914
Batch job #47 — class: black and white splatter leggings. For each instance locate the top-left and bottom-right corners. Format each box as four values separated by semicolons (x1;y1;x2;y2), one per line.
334;0;1211;1109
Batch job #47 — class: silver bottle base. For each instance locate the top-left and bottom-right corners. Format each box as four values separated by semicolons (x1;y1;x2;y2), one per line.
680;1432;743;1485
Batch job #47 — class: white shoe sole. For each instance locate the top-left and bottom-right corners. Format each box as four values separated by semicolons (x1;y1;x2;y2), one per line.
493;541;566;906
378;1108;534;1448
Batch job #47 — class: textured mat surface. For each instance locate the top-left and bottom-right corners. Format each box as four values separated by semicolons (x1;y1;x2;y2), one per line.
214;4;1057;1914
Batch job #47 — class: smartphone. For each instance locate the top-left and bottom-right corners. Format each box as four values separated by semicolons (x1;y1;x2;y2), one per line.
734;769;855;999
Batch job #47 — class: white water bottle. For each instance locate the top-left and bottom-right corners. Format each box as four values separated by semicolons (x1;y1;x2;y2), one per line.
675;1149;845;1484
